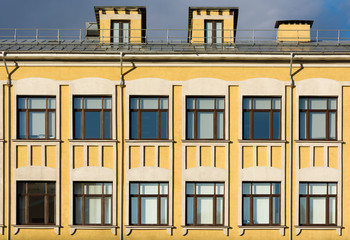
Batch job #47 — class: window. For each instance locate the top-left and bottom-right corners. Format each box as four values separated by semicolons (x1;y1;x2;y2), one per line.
74;182;112;225
242;182;280;225
186;97;224;140
130;182;168;225
205;20;223;44
18;97;56;139
186;182;224;225
243;97;281;140
299;183;337;225
299;97;337;140
111;21;130;44
73;96;112;139
17;182;55;225
130;97;168;139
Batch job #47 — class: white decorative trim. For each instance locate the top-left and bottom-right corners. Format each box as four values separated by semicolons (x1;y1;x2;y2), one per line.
12;225;60;235
125;225;174;236
238;226;287;236
69;225;118;235
294;226;343;236
182;226;229;236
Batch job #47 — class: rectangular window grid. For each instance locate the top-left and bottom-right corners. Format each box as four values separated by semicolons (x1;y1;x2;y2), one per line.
130;97;168;140
17;182;55;225
299;182;337;226
242;182;280;225
111;21;130;44
18;97;56;139
186;97;225;140
186;182;224;226
73;182;112;225
205;20;223;44
129;182;169;225
243;97;281;140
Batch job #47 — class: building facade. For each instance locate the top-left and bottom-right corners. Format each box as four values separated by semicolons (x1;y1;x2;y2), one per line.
0;5;349;240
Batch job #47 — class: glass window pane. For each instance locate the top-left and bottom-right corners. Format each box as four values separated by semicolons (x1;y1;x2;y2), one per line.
112;22;120;43
84;183;103;194
299;112;306;140
47;182;55;194
48;98;55;109
216;98;224;109
197;197;213;224
160;98;168;109
160;197;167;224
131;197;138;224
253;197;269;224
105;197;111;224
272;183;280;194
187;98;195;109
187;112;194;139
328;183;337;194
310;112;326;139
28;196;45;223
28;182;45;194
329;112;336;139
74;183;83;194
141;112;157;139
309;183;327;194
85;112;101;139
18;98;26;109
299;197;307;224
216;22;222;44
217;112;224;139
130;183;139;194
272;98;281;109
85;197;102;224
49;112;55;139
74;111;81;138
272;197;279;224
328;98;337;110
18;196;25;224
273;112;280;139
140;183;158;195
84;98;102;109
243;183;251;194
309;98;327;109
186;197;194;224
130;98;139;109
140;98;158;109
160;112;167;139
28;98;46;109
74;97;82;109
215;183;224;195
329;197;336;224
253;112;270;139
123;22;129;43
198;112;213;139
310;197;326;224
243;197;250;224
19;111;26;138
243;111;250;139
186;183;195;194
141;197;157;224
48;196;55;224
104;183;112;194
216;197;223;224
299;98;307;110
243;98;251;109
104;98;111;109
29;112;45;138
74;197;82;224
205;22;212;44
299;183;307;194
160;183;168;194
196;183;214;195
104;112;111;139
253;98;271;109
130;112;138;139
197;98;215;109
252;183;270;194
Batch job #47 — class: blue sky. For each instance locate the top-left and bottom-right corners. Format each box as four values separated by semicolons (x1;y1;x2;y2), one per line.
0;0;349;30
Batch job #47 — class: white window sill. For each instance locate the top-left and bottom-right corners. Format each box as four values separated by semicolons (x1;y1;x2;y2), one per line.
181;225;229;236
238;139;287;144
68;139;119;143
12;139;61;143
12;225;60;235
182;139;230;144
125;139;175;143
295;140;344;144
238;225;287;236
69;225;118;235
125;225;175;235
295;225;343;236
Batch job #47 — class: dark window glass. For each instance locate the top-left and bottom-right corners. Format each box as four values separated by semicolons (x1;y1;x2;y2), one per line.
73;97;112;139
17;182;55;225
17;97;56;139
243;97;281;140
186;97;224;140
299;97;337;140
130;97;168;140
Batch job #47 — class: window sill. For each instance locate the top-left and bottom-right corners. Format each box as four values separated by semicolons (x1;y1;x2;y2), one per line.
181;225;229;236
238;139;287;144
69;225;118;235
295;140;344;144
12;225;61;235
68;139;119;143
294;225;343;236
125;139;175;143
12;139;61;143
182;139;230;144
125;225;175;235
238;225;287;236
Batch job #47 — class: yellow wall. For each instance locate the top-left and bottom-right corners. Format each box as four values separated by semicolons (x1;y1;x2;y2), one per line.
277;24;311;42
